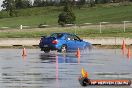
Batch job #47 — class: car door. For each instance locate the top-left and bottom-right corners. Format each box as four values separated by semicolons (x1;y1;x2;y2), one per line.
65;34;76;51
72;35;85;50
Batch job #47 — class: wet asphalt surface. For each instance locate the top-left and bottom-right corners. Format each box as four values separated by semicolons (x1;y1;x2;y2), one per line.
0;48;132;88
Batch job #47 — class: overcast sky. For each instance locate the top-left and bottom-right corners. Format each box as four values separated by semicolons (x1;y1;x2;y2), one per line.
0;0;4;10
0;0;34;10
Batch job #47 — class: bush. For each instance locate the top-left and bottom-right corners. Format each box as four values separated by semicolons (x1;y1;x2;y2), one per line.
58;1;76;26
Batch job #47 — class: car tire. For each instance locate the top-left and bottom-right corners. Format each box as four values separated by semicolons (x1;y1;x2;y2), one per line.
61;45;67;53
44;50;50;53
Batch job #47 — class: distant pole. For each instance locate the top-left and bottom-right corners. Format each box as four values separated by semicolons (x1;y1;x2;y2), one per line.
75;24;77;35
99;22;109;34
100;22;102;33
20;25;23;29
123;21;126;32
123;21;132;32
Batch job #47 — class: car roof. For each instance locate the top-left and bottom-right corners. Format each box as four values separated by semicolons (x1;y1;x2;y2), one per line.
52;32;74;35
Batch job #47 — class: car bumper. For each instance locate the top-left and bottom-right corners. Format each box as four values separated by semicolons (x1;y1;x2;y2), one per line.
39;44;60;51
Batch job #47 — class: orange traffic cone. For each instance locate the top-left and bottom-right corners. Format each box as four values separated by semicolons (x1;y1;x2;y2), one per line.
78;57;80;64
22;55;27;61
127;48;131;59
122;40;126;55
76;48;80;58
122;40;126;50
22;48;27;56
84;71;89;78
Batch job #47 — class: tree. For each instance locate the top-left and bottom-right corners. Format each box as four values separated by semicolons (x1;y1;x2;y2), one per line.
21;0;32;8
96;0;111;3
15;0;32;9
15;0;23;9
1;0;16;16
77;0;85;9
33;0;45;7
58;1;76;26
89;0;95;7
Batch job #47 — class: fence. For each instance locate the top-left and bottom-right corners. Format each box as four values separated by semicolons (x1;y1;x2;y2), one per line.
0;21;132;38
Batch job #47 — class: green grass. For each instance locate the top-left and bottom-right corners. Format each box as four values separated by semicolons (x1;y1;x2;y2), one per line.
0;5;132;28
0;6;61;28
0;4;132;38
0;27;132;38
75;6;132;24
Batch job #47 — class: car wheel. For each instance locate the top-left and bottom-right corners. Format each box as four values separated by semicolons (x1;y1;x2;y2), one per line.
44;50;50;53
61;45;67;53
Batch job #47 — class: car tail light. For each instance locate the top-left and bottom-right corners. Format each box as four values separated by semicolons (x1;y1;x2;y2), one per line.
52;40;58;44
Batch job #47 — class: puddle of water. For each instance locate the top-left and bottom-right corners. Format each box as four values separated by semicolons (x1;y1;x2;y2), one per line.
0;48;132;88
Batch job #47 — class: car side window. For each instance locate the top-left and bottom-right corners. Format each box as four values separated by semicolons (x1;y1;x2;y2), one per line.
51;33;63;39
50;33;57;38
66;34;80;41
73;35;80;41
57;33;63;38
66;34;73;40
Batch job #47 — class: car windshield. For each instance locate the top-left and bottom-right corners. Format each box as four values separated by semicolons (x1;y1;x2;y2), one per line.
50;33;63;39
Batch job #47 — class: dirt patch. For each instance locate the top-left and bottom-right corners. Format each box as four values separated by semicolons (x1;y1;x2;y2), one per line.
0;46;39;49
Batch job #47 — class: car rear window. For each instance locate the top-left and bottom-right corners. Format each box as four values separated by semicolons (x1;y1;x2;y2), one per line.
50;33;63;39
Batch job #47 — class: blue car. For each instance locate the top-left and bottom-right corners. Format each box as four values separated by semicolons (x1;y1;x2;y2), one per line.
39;33;91;53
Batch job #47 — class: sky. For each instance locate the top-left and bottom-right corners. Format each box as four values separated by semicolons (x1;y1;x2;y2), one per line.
0;0;34;10
0;0;4;10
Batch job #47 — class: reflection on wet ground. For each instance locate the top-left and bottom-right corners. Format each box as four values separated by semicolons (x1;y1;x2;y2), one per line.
0;48;132;88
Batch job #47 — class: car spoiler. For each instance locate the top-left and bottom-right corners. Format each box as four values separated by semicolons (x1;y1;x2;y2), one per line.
41;36;46;38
